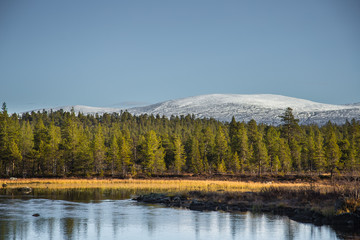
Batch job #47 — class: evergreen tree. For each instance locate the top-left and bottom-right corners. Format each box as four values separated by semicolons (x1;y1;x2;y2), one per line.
76;127;93;176
278;138;292;173
48;121;61;175
140;130;166;174
118;135;133;176
247;120;268;175
33;119;50;175
265;126;280;173
306;128;316;172
187;137;203;173
325;131;341;177
201;126;215;173
214;126;229;172
9;140;22;176
229;151;240;174
93;124;106;175
172;136;186;174
313;129;326;174
230;122;249;173
61;116;80;175
0;103;10;176
19;121;34;177
108;134;120;177
280;107;300;144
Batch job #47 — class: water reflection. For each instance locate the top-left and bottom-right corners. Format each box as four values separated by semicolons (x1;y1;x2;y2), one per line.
0;189;356;240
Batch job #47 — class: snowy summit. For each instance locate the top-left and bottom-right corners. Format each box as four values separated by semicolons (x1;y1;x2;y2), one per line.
30;94;360;125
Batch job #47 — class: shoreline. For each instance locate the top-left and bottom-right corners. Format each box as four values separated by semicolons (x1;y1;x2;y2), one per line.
134;192;360;234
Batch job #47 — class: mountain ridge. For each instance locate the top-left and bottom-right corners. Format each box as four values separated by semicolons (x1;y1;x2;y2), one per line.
24;94;360;125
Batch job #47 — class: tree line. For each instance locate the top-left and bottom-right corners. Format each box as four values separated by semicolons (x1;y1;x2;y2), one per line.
0;103;359;178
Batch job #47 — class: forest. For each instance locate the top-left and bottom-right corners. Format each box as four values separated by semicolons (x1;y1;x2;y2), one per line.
0;102;359;178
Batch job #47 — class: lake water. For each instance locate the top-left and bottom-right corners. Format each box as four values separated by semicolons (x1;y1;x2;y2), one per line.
0;189;356;240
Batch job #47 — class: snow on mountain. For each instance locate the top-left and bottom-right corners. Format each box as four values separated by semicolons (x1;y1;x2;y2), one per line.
127;94;360;125
30;105;122;115
26;94;360;125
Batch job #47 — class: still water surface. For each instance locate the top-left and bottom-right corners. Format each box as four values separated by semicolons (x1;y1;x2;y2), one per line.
0;189;353;240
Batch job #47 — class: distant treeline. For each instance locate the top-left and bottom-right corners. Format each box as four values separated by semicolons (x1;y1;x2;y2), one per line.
0;102;359;178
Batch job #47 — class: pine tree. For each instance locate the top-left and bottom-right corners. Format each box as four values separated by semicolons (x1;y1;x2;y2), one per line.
229;151;240;174
33;118;50;175
265;127;280;174
76;127;93;176
172;136;186;174
325;131;341;178
9;140;22;176
119;135;132;176
48;121;61;175
93;124;106;175
215;126;229;172
313;129;326;174
108;134;120;177
140;130;166;174
19;121;34;177
278;138;292;173
306;128;316;172
201;126;215;173
230;122;249;173
0;103;10;176
280;107;300;144
187;137;203;173
61;116;80;175
247;120;268;176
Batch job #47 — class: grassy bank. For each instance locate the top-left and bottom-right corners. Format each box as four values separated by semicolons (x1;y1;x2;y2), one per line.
0;178;313;192
2;178;359;215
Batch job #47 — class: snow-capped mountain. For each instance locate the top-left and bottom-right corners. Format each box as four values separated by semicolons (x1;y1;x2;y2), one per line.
127;94;360;125
28;94;360;125
35;105;122;115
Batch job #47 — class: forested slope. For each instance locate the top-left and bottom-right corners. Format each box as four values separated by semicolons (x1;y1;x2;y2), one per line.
1;103;359;178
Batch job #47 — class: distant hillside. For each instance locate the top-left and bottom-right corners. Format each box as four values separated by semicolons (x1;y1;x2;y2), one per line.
27;94;360;125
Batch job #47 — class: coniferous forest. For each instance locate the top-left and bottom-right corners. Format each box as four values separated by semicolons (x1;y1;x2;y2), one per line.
0;102;359;178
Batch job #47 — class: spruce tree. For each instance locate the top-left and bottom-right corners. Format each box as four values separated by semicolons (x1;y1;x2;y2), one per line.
140;130;166;174
172;136;186;174
278;138;292;173
214;126;229;172
265;126;280;174
48;122;61;175
108;134;120;177
325;131;341;178
93;124;106;175
19;121;34;177
119;135;133;176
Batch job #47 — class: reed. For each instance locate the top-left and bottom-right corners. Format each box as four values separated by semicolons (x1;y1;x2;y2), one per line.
0;178;313;192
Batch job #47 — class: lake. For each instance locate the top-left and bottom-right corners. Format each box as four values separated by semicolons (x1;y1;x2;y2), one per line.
0;189;355;240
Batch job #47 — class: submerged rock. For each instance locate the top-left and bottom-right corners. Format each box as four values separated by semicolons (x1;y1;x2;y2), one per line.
134;192;360;233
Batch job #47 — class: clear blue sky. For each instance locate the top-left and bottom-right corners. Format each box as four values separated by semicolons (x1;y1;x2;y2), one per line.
1;0;359;113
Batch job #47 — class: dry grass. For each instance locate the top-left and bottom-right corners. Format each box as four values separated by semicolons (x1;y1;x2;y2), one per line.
0;178;313;193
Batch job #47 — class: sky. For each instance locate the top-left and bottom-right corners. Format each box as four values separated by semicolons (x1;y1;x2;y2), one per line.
1;0;359;113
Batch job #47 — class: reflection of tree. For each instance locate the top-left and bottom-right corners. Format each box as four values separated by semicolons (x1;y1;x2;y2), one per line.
217;212;228;234
230;213;244;239
284;218;300;240
144;208;156;236
47;218;56;240
34;217;47;235
61;218;75;239
191;211;200;240
249;212;261;237
111;201;128;238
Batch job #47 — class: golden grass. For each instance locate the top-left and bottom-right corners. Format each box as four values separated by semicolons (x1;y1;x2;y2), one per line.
0;178;320;193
